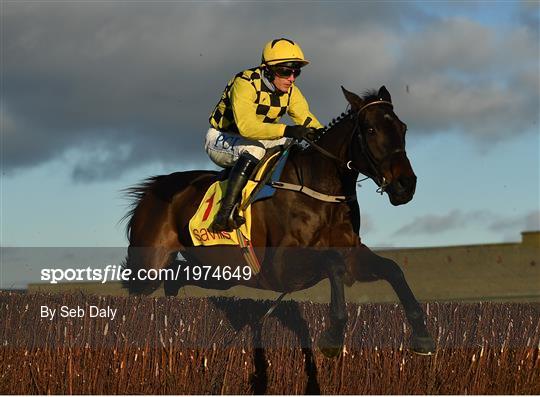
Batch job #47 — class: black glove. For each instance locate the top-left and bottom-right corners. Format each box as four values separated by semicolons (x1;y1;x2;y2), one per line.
284;125;312;140
306;128;325;141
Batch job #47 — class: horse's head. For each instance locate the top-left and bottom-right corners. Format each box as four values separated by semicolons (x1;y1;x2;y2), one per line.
342;86;416;206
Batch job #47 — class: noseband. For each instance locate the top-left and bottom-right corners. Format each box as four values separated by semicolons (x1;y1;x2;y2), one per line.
305;100;405;194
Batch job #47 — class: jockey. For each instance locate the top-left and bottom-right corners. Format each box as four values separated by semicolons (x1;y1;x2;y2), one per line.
206;38;323;232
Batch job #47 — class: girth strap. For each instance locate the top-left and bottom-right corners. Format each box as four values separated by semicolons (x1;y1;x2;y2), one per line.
270;181;356;203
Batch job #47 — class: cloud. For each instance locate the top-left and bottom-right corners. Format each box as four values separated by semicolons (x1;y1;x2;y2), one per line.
518;1;540;32
392;17;539;143
488;210;540;233
393;209;539;237
3;2;538;180
393;209;491;235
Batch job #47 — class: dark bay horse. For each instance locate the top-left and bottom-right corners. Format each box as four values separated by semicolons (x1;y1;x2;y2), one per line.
123;86;436;356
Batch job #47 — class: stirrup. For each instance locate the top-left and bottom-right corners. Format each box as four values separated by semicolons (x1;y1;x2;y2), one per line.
209;213;231;232
210;204;245;232
231;213;246;229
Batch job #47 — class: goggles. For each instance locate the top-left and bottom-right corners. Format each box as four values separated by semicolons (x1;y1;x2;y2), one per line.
272;66;301;78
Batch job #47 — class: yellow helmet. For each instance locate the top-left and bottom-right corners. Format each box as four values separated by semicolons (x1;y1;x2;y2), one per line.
261;38;309;66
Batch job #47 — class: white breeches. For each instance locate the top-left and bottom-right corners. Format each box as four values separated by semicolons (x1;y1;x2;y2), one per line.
205;127;289;168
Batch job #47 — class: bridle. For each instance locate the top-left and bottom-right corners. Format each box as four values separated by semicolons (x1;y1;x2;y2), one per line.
304;100;405;194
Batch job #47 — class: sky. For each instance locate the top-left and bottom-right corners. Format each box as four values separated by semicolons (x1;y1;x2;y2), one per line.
1;0;539;251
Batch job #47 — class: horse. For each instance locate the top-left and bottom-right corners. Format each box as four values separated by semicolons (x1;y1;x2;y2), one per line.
122;85;436;357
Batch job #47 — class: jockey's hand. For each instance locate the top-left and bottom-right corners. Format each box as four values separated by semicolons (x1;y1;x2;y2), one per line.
306;128;325;141
284;125;312;140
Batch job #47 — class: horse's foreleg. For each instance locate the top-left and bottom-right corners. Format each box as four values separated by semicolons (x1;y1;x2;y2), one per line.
353;245;436;354
318;250;348;358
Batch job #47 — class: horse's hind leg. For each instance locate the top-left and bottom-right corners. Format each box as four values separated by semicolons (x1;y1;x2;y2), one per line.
318;250;348;358
163;256;194;296
126;246;177;295
163;262;182;296
351;244;436;354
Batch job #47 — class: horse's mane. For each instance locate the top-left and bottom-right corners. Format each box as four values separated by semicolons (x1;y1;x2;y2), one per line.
316;89;379;141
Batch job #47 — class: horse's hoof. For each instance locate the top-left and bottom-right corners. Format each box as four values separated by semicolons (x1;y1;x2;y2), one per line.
410;335;436;355
318;331;343;358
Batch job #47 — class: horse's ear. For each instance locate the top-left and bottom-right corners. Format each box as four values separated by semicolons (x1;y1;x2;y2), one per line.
341;86;364;110
378;86;392;102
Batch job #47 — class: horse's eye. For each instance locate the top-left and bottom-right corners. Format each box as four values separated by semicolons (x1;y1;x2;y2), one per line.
367;127;376;135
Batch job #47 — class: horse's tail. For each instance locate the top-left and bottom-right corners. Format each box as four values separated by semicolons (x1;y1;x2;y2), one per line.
119;171;218;295
120;174;176;295
120;171;219;242
120;175;165;242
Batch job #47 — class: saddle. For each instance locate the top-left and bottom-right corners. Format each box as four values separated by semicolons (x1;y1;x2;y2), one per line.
188;146;290;247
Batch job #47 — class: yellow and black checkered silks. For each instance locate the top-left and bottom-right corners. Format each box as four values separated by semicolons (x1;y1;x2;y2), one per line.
209;67;322;140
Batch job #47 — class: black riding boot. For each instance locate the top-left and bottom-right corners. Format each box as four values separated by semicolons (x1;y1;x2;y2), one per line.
210;153;259;232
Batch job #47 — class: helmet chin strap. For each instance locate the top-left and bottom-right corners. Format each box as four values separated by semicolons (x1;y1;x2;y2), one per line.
261;66;277;92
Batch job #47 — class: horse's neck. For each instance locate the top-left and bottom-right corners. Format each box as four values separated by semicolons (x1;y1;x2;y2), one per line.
316;117;354;164
286;118;359;196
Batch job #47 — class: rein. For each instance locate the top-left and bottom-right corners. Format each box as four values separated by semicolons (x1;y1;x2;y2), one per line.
269;99;405;203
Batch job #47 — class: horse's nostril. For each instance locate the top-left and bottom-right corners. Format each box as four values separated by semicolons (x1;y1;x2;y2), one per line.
398;175;416;191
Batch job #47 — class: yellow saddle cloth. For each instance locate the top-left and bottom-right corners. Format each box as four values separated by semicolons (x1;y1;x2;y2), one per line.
188;179;257;246
188;151;281;246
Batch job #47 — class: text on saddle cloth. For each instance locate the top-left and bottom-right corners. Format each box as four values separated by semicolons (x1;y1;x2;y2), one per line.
188;179;256;246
